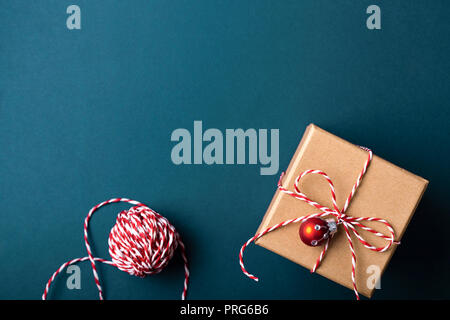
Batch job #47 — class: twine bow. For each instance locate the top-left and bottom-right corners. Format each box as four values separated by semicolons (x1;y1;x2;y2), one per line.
239;148;399;300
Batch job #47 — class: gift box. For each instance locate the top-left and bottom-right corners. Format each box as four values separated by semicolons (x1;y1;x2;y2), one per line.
251;124;428;298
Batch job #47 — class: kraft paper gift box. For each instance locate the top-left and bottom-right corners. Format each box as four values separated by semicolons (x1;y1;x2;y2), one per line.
255;124;428;298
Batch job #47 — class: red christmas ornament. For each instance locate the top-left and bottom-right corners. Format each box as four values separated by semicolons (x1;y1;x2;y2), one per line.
299;217;337;246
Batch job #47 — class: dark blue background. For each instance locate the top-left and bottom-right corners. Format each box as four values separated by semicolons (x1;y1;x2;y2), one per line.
0;1;448;299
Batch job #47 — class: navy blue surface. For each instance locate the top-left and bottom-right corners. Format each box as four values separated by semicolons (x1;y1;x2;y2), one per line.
0;1;449;299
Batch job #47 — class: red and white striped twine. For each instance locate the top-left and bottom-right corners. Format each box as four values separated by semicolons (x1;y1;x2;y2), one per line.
42;198;189;300
239;148;399;300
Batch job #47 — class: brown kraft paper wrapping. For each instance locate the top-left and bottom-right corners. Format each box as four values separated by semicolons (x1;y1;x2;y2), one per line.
255;124;428;298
